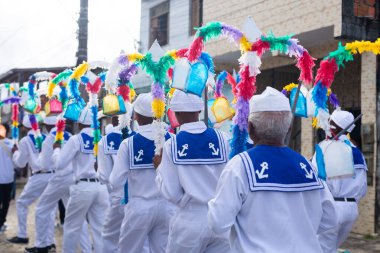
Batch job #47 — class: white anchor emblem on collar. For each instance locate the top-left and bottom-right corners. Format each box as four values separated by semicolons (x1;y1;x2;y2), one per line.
84;140;91;149
300;162;313;179
209;143;219;156
256;162;269;179
134;150;144;162
178;144;188;157
108;141;115;150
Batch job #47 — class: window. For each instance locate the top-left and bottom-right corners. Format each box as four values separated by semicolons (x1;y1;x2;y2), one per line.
149;1;170;47
354;0;377;19
189;0;203;35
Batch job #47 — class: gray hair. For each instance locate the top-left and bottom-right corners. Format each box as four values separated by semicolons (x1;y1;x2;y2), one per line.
248;111;292;143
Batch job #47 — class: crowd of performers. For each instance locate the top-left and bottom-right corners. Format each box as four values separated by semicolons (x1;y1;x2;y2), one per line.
0;19;376;253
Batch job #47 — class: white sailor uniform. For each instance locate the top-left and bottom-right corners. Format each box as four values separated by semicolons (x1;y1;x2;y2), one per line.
313;135;367;252
13;131;53;240
156;121;231;253
208;145;338;253
111;124;173;253
98;129;134;253
34;128;91;252
53;127;109;253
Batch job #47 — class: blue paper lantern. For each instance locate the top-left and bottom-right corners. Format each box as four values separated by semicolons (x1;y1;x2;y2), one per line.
172;58;209;97
290;88;307;118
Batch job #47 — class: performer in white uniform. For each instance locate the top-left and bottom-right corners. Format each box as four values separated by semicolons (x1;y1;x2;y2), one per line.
207;87;338;253
314;109;367;252
8;114;53;245
111;93;172;253
0;124;14;233
98;118;135;253
53;107;109;253
25;116;91;253
155;90;231;253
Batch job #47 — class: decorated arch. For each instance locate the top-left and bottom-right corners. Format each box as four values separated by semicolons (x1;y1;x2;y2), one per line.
186;21;316;157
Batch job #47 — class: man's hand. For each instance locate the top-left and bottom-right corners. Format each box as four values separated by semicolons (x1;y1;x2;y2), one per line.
53;142;62;150
153;150;163;169
11;144;18;153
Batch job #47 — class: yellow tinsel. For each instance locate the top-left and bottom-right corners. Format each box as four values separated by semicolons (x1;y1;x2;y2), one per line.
167;50;179;60
61;81;67;88
345;40;380;55
129;88;136;102
55;131;64;142
312;117;318;128
239;36;252;53
168;88;175;98
327;88;331;96
93;143;98;157
282;83;298;92
9;86;14;92
71;62;89;80
128;53;144;62
152;99;166;119
47;81;55;98
12;121;18;127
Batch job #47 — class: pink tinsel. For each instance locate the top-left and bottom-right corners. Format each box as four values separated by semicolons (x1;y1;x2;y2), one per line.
12;104;18;122
238;66;256;100
117;85;130;102
176;48;188;58
296;51;316;85
168;68;173;80
251;40;270;57
226;72;238;97
56;119;66;132
314;59;338;88
187;36;204;62
86;77;103;94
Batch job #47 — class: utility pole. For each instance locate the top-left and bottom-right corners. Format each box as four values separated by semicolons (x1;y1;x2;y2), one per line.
76;0;88;65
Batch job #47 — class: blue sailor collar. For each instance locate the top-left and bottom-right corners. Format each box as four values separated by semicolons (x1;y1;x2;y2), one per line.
128;132;171;170
79;132;94;154
28;133;46;153
171;128;227;165
240;145;324;192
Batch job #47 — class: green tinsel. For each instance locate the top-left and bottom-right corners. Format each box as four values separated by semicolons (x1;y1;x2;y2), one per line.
261;31;293;54
52;70;72;84
139;53;175;84
324;42;354;69
93;129;101;144
196;21;222;42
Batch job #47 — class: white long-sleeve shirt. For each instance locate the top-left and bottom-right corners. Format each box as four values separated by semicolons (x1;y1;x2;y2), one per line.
37;128;73;178
208;153;338;253
110;124;164;200
53;127;97;181
13;130;43;172
98;129;124;198
155;121;230;207
0;138;15;184
312;135;367;201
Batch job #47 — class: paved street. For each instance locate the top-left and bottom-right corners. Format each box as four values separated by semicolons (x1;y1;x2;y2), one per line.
0;184;380;253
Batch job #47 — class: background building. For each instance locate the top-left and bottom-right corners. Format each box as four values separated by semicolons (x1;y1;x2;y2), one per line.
139;0;379;235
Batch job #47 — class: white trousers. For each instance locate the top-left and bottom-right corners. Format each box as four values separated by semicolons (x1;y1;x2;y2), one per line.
63;181;109;253
166;204;231;253
319;201;359;253
118;198;173;253
101;189;124;253
35;174;92;252
16;173;53;238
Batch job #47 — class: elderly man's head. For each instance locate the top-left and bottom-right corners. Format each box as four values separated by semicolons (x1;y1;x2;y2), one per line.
248;87;292;146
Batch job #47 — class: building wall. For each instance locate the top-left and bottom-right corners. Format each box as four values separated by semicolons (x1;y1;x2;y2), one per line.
140;0;193;53
202;0;342;56
352;52;377;234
